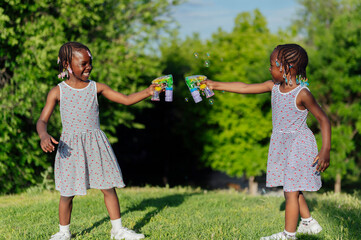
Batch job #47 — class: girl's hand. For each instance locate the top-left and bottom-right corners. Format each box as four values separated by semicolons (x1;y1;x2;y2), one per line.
40;134;59;153
147;83;163;96
312;150;330;174
200;79;215;89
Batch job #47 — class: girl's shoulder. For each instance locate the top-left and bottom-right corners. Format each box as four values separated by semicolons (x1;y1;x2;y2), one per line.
47;85;61;102
297;86;313;99
295;86;316;107
95;81;111;94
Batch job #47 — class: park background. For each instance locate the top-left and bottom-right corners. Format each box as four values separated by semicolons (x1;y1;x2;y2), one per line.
1;0;361;239
1;0;360;195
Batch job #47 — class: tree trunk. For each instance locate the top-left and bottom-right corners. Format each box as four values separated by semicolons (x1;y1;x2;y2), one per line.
249;176;258;196
334;173;341;193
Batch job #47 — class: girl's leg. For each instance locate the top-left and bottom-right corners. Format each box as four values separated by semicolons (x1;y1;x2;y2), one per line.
298;191;311;218
59;196;75;225
101;188;145;239
284;191;300;232
101;188;121;220
297;191;323;234
261;191;300;239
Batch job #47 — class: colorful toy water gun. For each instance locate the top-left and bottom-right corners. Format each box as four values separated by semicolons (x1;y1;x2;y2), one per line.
151;74;173;102
185;75;214;103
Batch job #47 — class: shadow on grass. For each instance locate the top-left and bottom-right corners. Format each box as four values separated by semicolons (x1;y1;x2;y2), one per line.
73;192;197;238
122;192;198;232
74;216;110;237
297;235;322;240
317;197;361;239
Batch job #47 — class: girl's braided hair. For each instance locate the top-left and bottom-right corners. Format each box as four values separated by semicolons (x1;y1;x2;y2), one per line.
58;42;92;73
275;44;308;80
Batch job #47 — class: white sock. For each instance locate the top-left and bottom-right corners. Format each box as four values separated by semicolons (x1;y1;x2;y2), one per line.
59;224;70;234
111;218;122;231
283;229;296;237
301;216;314;223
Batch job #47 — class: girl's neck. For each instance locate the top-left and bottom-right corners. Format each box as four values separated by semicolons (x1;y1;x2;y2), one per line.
65;78;90;88
279;82;300;93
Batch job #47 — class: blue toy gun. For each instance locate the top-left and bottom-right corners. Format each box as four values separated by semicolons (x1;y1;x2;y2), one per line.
151;74;173;102
185;75;214;103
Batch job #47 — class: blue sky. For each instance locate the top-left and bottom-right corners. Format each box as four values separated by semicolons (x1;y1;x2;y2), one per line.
172;0;300;39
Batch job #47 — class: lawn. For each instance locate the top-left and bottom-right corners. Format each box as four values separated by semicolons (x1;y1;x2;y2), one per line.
0;186;360;239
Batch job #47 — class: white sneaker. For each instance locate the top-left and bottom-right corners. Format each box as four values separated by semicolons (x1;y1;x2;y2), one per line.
297;218;322;234
49;231;71;240
111;227;145;240
260;231;297;240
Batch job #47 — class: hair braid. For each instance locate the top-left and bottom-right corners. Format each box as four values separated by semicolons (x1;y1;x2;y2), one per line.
58;42;92;74
275;44;308;80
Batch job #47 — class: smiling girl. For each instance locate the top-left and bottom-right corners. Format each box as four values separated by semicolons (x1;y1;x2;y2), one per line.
37;42;156;240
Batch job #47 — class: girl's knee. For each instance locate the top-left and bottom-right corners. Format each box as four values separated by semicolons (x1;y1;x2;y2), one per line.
60;195;74;202
284;191;300;201
101;188;116;196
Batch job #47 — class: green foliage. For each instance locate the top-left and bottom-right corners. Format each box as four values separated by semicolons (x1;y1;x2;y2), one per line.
200;10;280;178
161;10;285;179
0;187;360;239
159;10;292;180
2;0;361;194
296;0;361;182
204;93;272;177
160;2;361;189
0;0;178;193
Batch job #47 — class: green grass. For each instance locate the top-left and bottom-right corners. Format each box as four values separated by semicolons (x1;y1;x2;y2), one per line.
1;186;360;240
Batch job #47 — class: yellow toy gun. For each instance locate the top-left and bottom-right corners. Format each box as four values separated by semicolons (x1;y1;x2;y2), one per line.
185;75;214;103
151;75;173;102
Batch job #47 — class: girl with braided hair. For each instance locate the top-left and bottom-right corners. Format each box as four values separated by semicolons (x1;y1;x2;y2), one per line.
37;42;158;240
202;44;331;239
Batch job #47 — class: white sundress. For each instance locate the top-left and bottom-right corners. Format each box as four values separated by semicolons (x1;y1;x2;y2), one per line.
266;84;322;192
54;80;125;196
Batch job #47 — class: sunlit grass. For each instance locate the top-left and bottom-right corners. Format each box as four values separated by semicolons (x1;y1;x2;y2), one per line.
0;187;360;239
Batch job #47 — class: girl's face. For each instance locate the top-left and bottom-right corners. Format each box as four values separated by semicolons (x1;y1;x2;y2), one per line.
70;49;92;81
269;50;284;83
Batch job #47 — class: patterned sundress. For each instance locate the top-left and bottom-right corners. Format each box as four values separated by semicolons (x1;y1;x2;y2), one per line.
55;80;125;196
266;84;321;192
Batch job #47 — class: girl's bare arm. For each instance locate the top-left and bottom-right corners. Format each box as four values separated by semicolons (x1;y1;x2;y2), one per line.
204;80;274;94
96;82;155;105
36;86;60;152
299;89;331;172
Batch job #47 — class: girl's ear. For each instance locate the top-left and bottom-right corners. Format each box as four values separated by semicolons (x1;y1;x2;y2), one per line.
62;61;69;69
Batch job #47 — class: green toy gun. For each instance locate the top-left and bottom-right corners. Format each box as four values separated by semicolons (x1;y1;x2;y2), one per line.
185;75;214;103
151;74;173;102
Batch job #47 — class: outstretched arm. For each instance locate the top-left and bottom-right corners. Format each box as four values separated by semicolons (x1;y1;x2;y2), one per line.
97;82;155;105
36;86;60;153
299;89;331;172
203;79;274;94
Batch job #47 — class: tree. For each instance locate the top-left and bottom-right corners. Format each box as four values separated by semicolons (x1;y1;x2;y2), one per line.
159;10;288;194
199;10;288;195
0;0;179;193
295;0;361;192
